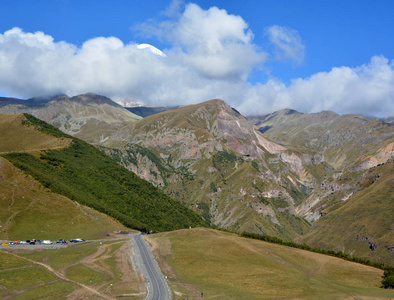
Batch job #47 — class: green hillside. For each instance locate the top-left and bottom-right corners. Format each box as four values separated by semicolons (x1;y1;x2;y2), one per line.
1;114;205;233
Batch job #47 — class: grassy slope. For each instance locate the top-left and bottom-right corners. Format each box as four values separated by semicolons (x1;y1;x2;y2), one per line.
149;228;393;299
1;114;205;233
0;157;129;240
0;239;140;299
0;113;72;154
303;162;394;265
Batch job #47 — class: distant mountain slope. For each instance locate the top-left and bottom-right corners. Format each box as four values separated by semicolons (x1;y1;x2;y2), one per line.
0;113;205;232
0;93;141;144
102;100;329;240
125;106;173;118
303;162;394;264
250;109;394;264
250;109;393;170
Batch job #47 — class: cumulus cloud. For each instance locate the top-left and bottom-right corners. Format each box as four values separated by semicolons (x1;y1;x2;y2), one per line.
266;25;305;64
139;3;266;80
0;3;393;117
238;55;394;117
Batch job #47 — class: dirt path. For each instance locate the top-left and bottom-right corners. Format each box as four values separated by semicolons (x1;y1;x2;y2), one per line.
7;189;15;210
2;279;60;300
0;145;70;155
3;193;37;240
60;242;116;288
0;250;112;299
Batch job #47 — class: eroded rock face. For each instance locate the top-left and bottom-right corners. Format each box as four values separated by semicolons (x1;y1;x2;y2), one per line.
296;179;354;217
351;142;394;171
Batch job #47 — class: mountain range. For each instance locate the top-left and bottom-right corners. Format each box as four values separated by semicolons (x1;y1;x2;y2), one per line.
0;93;392;265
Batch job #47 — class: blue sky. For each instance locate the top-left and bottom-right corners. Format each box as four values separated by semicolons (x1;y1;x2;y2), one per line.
0;0;393;116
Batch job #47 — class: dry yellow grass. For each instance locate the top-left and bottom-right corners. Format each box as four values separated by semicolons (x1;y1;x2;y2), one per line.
149;228;394;299
0;113;72;154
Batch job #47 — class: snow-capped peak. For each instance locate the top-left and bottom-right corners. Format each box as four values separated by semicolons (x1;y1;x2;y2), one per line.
137;44;166;57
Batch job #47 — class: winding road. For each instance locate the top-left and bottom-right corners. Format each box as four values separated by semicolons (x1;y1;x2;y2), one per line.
132;233;171;300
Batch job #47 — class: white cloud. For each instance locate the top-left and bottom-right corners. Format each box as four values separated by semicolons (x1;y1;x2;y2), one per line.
238;56;394;117
266;25;305;64
0;3;393;118
162;0;185;18
139;3;266;80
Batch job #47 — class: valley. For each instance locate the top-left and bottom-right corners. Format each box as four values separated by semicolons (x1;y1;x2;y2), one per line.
1;2;393;298
0;94;393;298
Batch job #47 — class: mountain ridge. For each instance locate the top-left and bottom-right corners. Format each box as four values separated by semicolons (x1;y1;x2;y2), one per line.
0;93;141;144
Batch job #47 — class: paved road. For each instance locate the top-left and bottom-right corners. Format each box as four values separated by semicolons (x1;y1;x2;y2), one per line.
132;233;171;300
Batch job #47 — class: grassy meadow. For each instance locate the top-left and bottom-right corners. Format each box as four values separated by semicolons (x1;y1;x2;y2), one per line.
149;228;394;299
0;239;142;299
0;113;71;154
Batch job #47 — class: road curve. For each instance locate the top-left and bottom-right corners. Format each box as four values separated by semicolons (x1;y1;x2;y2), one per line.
132;233;171;300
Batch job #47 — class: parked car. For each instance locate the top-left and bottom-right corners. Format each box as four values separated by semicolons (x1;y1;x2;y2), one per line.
42;240;53;245
70;238;85;243
56;239;68;244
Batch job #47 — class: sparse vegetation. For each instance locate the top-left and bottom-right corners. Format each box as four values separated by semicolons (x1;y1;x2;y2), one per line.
210;182;217;192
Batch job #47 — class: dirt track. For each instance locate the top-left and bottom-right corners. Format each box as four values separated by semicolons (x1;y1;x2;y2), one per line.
1;235;143;299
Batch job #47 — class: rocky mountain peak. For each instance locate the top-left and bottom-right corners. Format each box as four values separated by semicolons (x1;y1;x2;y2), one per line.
113;98;268;161
70;93;122;107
